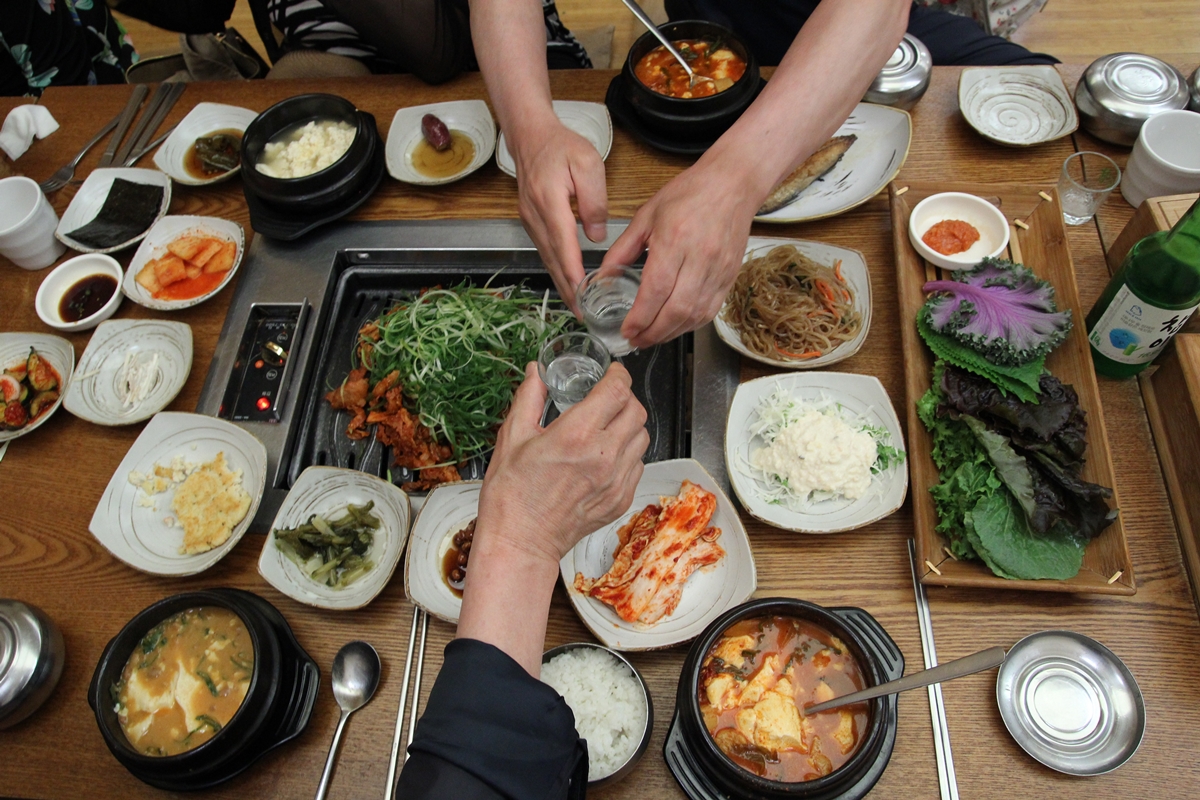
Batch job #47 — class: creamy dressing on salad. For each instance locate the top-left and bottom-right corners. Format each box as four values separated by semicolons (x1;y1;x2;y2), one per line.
750;409;877;500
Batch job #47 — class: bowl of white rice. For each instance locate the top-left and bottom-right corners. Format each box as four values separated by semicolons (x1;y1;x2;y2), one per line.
541;642;653;787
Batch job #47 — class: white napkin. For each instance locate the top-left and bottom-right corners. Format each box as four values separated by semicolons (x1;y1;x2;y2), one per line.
0;105;60;161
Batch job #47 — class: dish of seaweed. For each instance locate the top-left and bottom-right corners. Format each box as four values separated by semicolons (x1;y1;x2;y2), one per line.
65;178;166;251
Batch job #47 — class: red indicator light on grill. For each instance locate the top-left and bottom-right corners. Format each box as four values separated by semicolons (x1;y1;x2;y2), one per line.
256;397;271;411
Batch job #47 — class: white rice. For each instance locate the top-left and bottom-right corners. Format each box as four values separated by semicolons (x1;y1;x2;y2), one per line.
542;647;648;780
255;119;356;179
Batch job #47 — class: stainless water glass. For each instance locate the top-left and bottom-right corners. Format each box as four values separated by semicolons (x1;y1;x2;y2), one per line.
1058;151;1121;226
537;332;611;413
577;266;641;357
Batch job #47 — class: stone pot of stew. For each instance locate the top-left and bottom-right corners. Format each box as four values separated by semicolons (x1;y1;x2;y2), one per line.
88;588;320;791
665;597;903;800
621;20;760;141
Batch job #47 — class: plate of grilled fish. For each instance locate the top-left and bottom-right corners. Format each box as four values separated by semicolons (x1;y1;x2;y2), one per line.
754;103;912;223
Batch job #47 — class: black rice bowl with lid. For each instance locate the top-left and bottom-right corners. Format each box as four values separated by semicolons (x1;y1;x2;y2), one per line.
88;588;319;791
665;597;903;800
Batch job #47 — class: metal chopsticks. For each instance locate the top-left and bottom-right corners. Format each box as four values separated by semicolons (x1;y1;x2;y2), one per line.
96;84;148;168
385;606;429;799
127;82;186;164
123;123;178;168
406;610;429;753
908;539;960;800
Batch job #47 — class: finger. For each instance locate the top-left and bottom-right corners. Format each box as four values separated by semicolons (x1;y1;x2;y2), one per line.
602;380;648;439
621;244;682;343
542;195;587;311
601;214;649;272
569;362;634;430
502;363;548;442
571;149;608;244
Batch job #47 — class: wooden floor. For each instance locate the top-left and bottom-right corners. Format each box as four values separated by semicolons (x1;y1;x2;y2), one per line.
114;0;1199;69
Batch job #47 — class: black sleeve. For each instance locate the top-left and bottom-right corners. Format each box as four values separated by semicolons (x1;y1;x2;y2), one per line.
396;638;589;800
108;0;238;35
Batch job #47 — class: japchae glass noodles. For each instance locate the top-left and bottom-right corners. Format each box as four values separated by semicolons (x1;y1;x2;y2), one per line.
722;245;861;361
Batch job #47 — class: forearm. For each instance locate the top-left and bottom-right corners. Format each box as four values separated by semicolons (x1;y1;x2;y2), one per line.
700;0;910;202
454;522;561;677
468;0;558;144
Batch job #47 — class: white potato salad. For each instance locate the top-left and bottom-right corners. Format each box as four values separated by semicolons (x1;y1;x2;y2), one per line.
745;388;904;510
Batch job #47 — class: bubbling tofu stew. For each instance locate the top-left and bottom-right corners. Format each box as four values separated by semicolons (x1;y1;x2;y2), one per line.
114;607;254;756
699;616;868;782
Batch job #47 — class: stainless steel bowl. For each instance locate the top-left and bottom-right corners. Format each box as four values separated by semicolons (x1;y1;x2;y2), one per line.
1189;65;1200;113
1075;53;1190;146
864;34;931;111
542;642;653;788
0;599;65;729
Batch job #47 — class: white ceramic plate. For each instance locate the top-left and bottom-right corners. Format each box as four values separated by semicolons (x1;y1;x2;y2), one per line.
89;412;266;576
404;481;481;624
0;333;73;443
561;459;756;651
258;466;411;610
63;319;192;426
713;236;873;369
122;215;245;311
153;102;258;186
386;100;496;186
55;168;171;254
725;372;907;534
959;66;1079;147
496;101;612;178
754;103;911;223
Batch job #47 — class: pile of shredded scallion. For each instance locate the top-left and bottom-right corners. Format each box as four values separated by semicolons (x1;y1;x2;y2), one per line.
356;280;574;460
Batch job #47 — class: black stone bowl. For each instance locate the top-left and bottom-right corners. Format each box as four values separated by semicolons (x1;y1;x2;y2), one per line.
621;20;760;141
88;588;319;791
240;93;378;210
665;597;904;800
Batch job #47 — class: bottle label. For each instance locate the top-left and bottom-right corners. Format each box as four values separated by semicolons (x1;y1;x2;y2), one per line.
1088;285;1199;364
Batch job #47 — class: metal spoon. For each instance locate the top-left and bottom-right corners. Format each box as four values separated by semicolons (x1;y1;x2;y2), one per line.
617;0;707;89
315;641;382;800
805;646;1007;715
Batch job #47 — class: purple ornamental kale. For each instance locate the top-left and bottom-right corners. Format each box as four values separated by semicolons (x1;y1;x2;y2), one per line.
923;258;1073;367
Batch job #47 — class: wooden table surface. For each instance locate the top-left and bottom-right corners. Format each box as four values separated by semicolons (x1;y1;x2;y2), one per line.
2;66;1200;799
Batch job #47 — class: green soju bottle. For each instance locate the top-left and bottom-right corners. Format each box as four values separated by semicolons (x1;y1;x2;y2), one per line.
1087;197;1200;378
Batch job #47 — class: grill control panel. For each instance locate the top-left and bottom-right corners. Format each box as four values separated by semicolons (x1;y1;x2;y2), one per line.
218;302;307;422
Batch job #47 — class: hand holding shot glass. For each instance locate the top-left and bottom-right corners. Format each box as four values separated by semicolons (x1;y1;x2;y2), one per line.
577;266;641;357
538;332;611;413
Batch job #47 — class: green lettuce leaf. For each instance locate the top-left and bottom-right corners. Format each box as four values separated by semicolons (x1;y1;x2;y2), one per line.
917;309;1043;402
965;491;1085;580
961;414;1037;521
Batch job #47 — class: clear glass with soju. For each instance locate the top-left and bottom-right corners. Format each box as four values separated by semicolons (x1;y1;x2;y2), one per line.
1086;197;1200;378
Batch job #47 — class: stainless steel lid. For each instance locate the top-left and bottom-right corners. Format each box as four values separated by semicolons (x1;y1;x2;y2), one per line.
1189;65;1200;113
864;34;932;110
1081;53;1189;119
0;599;65;729
996;630;1145;776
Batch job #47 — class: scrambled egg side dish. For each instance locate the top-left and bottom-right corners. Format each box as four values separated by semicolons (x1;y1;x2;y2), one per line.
129;451;251;554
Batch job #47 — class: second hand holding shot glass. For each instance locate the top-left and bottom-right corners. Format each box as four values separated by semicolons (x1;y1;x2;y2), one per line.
538;332;612;413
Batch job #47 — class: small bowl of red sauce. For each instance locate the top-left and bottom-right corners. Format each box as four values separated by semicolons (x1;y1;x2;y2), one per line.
908;191;1010;271
35;253;124;332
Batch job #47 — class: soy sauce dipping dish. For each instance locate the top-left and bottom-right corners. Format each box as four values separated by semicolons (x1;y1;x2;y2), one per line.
258;466;412;611
907;191;1010;270
541;642;653;788
34;252;124;332
154;102;258;186
665;597;903;800
88;588;320;791
620;20;760;142
386;100;496;186
404;480;482;624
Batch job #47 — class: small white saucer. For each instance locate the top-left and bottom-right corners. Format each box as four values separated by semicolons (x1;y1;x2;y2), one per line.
153;102;258;186
385;100;496;186
496;101;612;178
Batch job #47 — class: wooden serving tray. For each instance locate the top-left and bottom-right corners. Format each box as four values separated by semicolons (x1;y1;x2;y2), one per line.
891;181;1135;595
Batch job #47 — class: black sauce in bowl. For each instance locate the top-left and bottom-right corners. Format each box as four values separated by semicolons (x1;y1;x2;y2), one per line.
59;274;117;322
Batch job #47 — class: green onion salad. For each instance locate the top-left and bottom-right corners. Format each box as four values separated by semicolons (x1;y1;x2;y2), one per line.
355;279;574;460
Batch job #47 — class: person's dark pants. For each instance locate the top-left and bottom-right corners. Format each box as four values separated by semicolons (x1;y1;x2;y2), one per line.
664;0;1058;66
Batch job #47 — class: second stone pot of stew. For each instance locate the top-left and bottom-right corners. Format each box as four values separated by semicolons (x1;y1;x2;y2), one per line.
665;597;903;800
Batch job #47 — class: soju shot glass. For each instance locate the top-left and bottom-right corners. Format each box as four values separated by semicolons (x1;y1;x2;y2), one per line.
1058;151;1121;226
537;332;611;414
577;266;641;357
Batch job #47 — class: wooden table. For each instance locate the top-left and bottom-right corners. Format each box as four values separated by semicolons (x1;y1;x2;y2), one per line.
3;67;1200;799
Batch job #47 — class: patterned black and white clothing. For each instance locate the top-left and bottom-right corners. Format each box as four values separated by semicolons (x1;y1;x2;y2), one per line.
266;0;591;72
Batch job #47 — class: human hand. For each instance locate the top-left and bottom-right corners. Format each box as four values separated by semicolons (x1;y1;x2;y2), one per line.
602;159;759;348
510;120;608;311
475;361;648;567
